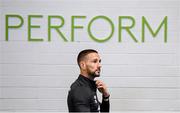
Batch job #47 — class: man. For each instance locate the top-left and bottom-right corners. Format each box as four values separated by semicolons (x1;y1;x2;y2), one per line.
67;49;110;112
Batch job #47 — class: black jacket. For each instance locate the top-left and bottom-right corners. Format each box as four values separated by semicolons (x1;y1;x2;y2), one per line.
67;75;110;112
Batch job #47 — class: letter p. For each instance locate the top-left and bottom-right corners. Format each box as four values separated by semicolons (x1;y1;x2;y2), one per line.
6;14;24;41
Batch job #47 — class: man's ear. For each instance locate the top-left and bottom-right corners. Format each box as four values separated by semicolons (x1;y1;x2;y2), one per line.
80;61;86;70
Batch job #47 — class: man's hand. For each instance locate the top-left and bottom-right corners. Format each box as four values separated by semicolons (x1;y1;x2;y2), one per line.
95;80;110;97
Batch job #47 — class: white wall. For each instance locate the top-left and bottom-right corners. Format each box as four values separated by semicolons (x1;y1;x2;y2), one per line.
0;0;180;111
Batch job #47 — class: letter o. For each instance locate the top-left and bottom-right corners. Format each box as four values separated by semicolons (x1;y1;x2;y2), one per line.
88;16;114;42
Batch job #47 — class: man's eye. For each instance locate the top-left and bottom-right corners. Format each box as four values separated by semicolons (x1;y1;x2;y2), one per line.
93;60;97;63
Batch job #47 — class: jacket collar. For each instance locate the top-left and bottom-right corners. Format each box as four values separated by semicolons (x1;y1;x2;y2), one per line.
78;74;97;91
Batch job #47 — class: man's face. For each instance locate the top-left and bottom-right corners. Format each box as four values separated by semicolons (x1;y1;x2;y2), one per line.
84;53;102;77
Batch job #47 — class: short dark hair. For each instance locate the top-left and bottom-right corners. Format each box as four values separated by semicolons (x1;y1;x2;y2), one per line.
77;49;98;68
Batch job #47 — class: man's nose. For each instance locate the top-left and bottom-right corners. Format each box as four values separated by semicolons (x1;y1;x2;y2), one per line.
98;63;102;68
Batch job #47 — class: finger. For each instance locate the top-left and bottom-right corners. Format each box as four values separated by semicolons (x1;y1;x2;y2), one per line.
96;80;103;85
97;82;103;87
97;85;103;89
97;83;104;87
95;80;101;84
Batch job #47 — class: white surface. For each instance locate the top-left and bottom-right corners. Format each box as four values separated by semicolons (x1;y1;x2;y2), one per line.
0;0;180;111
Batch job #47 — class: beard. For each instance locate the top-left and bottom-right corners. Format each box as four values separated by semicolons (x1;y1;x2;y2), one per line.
87;68;101;78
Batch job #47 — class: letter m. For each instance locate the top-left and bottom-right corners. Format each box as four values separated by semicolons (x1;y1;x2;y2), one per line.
142;16;167;43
